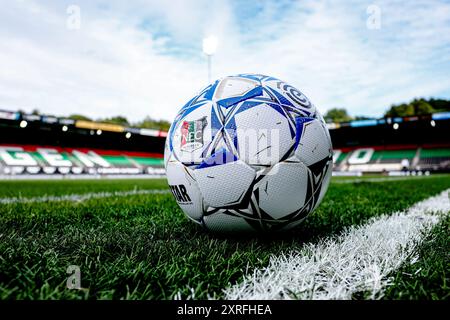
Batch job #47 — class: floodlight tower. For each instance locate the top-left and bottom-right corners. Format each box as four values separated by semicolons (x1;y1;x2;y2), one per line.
202;36;218;83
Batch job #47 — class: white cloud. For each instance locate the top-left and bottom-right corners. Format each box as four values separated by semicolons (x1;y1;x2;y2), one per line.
0;0;449;122
0;0;208;122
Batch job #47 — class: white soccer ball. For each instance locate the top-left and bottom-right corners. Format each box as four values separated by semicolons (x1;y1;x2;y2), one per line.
165;74;333;233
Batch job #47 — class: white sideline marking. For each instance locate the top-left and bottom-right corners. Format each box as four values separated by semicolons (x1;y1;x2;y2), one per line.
333;176;435;184
223;189;450;300
0;189;171;204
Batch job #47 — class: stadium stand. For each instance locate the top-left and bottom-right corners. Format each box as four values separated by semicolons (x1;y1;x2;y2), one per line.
330;112;450;174
0;144;164;175
0;109;449;177
0;110;166;177
417;147;450;171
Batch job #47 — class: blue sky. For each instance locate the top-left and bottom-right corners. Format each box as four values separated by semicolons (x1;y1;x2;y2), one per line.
0;0;449;122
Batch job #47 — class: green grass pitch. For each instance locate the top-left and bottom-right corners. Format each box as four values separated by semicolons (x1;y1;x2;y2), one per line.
0;175;449;300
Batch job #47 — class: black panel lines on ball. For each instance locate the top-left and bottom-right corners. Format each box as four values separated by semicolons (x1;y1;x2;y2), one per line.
203;207;221;217
280;142;296;162
308;155;332;177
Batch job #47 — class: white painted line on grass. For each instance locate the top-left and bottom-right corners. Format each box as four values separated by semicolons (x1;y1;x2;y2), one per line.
0;189;171;204
223;189;450;300
333;176;435;184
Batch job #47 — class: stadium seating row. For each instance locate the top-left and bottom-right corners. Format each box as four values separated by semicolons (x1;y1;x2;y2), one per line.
334;147;450;172
0;144;165;175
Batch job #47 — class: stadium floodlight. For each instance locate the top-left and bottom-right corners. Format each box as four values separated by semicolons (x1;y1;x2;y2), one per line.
430;120;436;127
19;120;28;128
125;132;131;139
62;125;68;132
202;36;218;83
203;36;218;55
393;123;399;130
96;129;102;135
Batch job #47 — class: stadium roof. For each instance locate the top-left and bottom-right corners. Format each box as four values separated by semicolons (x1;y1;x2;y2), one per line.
0;109;168;138
326;112;450;130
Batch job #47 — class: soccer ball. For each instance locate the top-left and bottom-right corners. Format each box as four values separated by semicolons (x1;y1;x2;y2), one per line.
165;74;332;233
